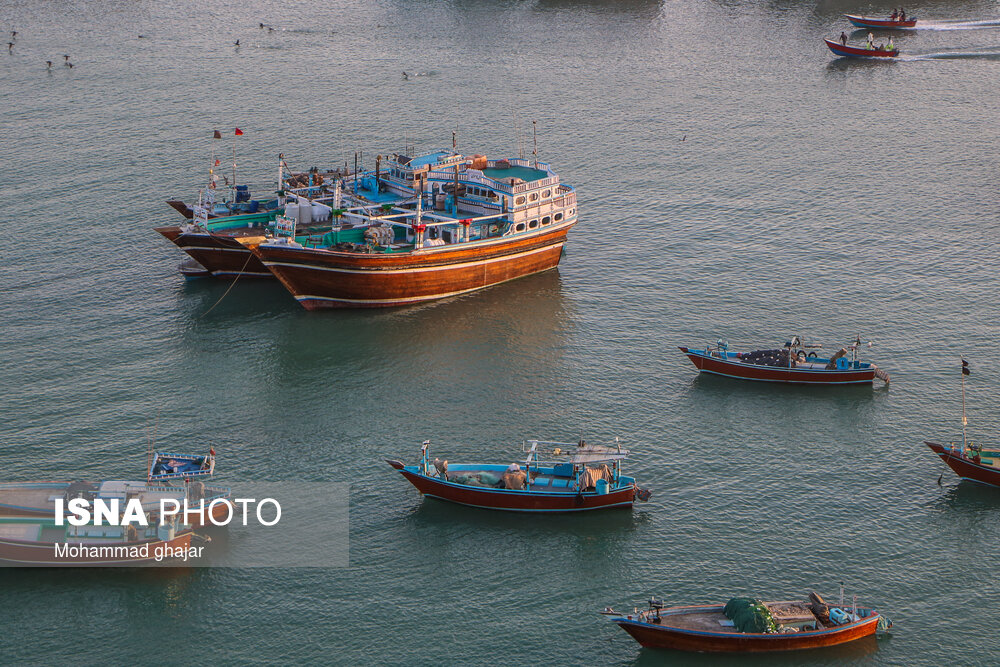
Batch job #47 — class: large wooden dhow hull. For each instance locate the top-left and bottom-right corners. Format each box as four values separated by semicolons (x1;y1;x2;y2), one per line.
387;462;634;512
254;222;574;309
154;226;272;278
0;531;194;566
679;347;878;385
615;607;881;652
926;441;1000;487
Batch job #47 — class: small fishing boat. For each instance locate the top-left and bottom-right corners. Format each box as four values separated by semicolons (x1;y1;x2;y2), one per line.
926;359;1000;487
252;146;578;309
679;336;889;385
825;39;899;58
0;450;231;527
386;439;650;512
0;515;197;566
845;14;917;29
609;589;890;652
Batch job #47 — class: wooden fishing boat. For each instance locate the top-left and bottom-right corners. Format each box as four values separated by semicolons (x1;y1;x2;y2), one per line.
154;223;275;278
252;150;578;309
926;360;1000;487
679;336;889;385
926;441;1000;488
0;451;231;527
609;590;890;652
0;516;196;566
825;39;899;58
386;439;650;512
845;14;917;29
156;153;345;279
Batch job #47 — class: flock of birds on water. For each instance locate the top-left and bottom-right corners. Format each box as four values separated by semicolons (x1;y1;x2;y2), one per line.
6;22;428;80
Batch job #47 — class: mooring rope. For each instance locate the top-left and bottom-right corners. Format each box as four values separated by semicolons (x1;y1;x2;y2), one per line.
200;251;254;317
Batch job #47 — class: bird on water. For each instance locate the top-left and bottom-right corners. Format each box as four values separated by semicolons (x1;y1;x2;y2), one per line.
235;39;240;46
46;60;52;69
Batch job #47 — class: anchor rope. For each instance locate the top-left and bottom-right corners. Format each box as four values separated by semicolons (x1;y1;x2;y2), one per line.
199;251;254;317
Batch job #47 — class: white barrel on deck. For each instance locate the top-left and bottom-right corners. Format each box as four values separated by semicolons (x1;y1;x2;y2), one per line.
311;202;331;222
297;200;312;225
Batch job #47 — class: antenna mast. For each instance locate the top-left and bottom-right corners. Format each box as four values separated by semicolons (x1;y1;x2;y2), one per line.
532;121;537;169
962;357;968;449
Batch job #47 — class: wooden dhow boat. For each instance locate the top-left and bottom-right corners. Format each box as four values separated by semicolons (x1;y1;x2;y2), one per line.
608;589;890;652
156;152;347;279
0;450;231;527
825;39;899;58
679;336;889;385
927;358;1000;487
252;148;578;309
386;439;650;512
845;14;917;29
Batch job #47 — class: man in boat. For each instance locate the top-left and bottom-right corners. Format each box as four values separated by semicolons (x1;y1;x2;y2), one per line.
900;8;906;21
887;37;895;51
891;9;898;20
840;31;848;46
867;32;875;50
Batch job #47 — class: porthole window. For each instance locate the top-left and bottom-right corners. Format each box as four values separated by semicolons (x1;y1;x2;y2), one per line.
515;196;526;205
515;223;525;232
542;189;551;198
529;219;539;229
541;216;550;225
529;193;538;201
554;213;562;221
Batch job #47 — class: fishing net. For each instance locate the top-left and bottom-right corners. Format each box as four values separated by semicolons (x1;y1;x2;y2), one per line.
723;597;777;633
737;350;790;367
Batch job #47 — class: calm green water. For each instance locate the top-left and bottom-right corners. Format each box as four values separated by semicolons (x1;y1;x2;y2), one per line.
3;0;1000;663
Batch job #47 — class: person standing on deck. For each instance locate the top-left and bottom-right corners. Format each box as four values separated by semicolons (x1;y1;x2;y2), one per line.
867;32;875;49
840;31;848;46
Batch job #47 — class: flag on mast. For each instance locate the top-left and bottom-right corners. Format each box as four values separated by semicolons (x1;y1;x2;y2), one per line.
234;127;244;136
213;130;222;139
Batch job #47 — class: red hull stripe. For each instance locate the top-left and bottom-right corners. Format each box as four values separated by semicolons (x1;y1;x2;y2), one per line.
615;610;879;652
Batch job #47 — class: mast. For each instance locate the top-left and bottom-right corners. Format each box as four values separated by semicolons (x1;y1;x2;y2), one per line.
961;357;969;449
277;153;284;197
532;120;537;169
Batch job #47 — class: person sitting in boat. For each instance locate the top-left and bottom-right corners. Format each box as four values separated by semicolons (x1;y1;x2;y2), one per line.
900;8;906;21
891;9;898;20
840;31;848;46
887;37;895;51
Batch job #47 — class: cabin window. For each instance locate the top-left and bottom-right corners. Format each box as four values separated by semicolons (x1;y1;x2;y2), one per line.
515;196;526;205
442;229;454;243
529;193;538;202
529;219;539;229
554;213;562;221
542;189;551;198
515;223;525;232
541;216;550;225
